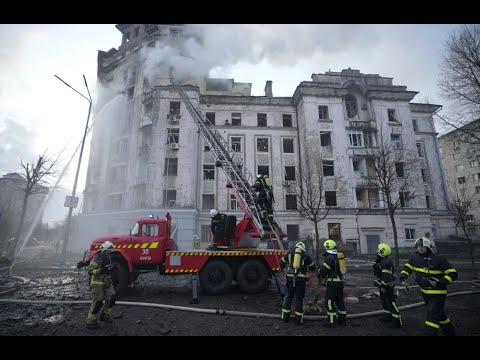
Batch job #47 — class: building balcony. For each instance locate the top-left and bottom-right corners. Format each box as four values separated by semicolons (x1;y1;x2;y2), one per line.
139;112;153;128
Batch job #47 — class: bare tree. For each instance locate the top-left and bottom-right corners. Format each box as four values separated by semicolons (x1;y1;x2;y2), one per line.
436;24;480;138
363;130;423;267
447;181;477;266
287;150;339;262
9;151;59;258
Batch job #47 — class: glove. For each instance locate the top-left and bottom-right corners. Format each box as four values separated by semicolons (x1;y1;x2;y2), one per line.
399;279;407;287
380;287;387;294
76;261;86;269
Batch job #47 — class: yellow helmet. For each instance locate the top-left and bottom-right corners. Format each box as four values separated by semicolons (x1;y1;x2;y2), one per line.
295;241;305;252
377;243;391;257
324;239;336;250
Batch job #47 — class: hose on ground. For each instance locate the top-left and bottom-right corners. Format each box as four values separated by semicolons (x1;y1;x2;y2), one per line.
1;289;479;320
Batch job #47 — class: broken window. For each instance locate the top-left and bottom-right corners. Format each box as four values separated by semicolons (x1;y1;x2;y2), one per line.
169;102;180;116
257;113;267;127
283;138;294;153
325;191;337;206
231;113;241;126
345;94;357;118
229;194;238;211
283;114;292;127
257;138;269;152
320;131;331;147
395;162;404;177
348;131;363;147
164;158;178;176
167;128;179;144
417;143;424;157
203;164;215;180
163;190;176;208
387;109;397;122
399;192;411;208
231;137;242;152
257;166;269;177
391;134;402;149
286;195;297;210
284;166;296;181
412;119;418;132
323;160;334;176
206;112;215;125
318;105;329;120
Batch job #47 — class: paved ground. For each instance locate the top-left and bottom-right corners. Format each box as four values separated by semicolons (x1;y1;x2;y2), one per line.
1;256;479;336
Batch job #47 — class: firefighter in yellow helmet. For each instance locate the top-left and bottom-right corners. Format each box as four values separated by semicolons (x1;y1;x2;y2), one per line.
317;239;347;327
372;243;402;328
279;241;317;325
399;237;458;336
86;241;117;329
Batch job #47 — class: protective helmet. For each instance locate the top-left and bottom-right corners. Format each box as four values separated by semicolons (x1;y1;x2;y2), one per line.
100;241;114;251
210;209;219;218
415;237;432;249
295;241;306;252
377;243;391;257
324;239;336;250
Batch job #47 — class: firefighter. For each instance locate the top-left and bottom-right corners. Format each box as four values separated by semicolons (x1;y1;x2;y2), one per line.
372;243;402;328
317;239;347;327
253;174;274;228
208;209;227;251
280;241;317;325
86;240;117;329
399;237;457;336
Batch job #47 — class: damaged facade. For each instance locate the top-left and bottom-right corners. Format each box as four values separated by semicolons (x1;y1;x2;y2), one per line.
73;24;454;254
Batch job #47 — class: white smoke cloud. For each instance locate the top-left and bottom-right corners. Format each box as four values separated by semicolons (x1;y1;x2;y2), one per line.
140;24;381;84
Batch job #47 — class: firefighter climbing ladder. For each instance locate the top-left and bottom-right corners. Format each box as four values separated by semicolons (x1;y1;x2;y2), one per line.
174;85;284;250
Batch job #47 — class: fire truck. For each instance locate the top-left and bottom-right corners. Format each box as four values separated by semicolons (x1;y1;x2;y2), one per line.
78;84;287;301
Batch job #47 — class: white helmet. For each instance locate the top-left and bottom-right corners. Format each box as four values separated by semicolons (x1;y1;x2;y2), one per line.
210;209;219;218
295;241;306;252
100;241;114;251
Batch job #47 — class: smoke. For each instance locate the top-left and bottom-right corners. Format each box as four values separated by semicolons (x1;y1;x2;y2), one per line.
140;24;380;84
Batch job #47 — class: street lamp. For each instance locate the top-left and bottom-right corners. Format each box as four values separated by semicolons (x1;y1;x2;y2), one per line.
54;74;92;264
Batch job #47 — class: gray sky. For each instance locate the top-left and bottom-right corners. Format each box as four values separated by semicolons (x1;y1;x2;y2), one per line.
0;24;460;218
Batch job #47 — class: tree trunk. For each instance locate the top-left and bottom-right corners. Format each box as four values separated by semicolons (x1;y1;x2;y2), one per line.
389;210;400;267
314;222;321;263
462;227;475;267
11;193;29;259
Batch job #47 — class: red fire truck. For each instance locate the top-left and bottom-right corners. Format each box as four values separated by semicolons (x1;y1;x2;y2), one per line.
79;212;286;301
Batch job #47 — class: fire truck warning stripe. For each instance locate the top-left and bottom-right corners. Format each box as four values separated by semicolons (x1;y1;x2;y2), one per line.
165;270;196;273
141;243;148;248
134;244;140;248
166;252;285;256
149;242;159;248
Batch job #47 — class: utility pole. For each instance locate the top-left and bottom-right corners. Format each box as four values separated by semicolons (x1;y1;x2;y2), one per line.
54;75;92;264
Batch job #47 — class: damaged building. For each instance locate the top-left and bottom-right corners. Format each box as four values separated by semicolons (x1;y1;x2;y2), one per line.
72;24;454;254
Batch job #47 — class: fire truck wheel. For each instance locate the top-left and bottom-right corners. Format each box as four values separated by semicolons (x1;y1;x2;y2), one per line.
112;262;129;297
236;259;269;294
199;260;233;295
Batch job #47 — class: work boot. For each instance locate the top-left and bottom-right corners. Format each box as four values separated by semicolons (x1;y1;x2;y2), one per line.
99;313;113;323
87;321;99;329
338;314;347;327
389;317;402;329
441;322;456;336
281;311;290;323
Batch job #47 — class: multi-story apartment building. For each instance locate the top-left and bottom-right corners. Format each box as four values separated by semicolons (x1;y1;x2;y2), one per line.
72;24;454;254
438;119;480;238
0;173;48;249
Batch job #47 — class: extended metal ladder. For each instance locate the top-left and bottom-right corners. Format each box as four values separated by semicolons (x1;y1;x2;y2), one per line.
175;85;284;248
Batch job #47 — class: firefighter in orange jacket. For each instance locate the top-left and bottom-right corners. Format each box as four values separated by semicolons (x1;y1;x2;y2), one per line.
279;241;317;325
399;237;457;336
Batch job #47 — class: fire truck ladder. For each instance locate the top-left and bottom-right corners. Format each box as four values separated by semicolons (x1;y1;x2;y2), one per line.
174;85;266;239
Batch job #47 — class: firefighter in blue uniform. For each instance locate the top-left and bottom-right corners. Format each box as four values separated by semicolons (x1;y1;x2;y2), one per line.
317;239;347;327
372;243;402;328
279;241;317;325
399;237;457;336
